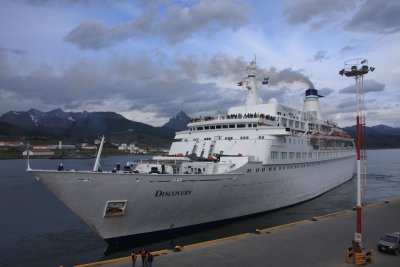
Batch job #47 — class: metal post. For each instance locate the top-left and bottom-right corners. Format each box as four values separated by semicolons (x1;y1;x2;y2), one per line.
339;58;375;258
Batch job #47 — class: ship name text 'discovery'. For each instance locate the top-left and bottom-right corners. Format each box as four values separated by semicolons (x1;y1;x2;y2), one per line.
155;190;192;197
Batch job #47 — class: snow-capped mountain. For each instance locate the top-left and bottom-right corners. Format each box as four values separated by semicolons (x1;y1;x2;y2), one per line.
0;108;89;135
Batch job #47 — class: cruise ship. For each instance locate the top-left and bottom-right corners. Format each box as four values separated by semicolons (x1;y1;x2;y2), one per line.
28;59;356;244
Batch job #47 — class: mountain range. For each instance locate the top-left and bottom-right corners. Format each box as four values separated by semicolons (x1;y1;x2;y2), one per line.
1;109;399;149
0;108;179;148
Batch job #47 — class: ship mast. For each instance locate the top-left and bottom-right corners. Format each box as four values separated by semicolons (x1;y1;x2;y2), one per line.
237;56;269;107
93;135;105;172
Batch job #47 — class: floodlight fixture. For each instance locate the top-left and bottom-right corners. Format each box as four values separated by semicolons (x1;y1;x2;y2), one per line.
339;58;375;78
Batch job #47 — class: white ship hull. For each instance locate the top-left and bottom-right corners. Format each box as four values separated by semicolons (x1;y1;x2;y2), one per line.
28;59;358;243
29;154;355;241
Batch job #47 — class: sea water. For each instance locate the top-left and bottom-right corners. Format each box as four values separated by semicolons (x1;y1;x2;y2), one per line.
0;149;399;266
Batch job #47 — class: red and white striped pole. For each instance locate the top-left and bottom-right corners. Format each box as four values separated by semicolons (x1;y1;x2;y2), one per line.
339;59;374;255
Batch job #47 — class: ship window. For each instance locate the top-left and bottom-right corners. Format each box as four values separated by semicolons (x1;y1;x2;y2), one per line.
197;127;203;130
289;120;294;127
248;124;252;127
216;125;221;129
205;126;209;130
281;152;287;160
302;152;307;159
210;125;215;129
253;124;257;127
271;151;279;160
289;152;295;159
295;121;299;128
296;152;301;159
104;201;127;217
308;152;312;159
222;125;228;128
229;124;235;128
237;124;245;128
281;118;287;127
262;168;265;172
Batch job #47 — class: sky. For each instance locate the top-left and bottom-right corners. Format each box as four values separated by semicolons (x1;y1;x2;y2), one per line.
0;0;399;127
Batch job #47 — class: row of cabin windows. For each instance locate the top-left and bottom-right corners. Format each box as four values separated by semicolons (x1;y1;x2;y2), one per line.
190;123;258;131
271;151;347;160
279;118;305;130
283;137;304;144
246;159;337;173
193;136;263;141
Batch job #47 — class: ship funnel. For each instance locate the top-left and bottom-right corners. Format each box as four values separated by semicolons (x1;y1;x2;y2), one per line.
303;88;323;120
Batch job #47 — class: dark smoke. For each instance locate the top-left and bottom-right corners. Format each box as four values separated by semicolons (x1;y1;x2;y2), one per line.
265;67;315;88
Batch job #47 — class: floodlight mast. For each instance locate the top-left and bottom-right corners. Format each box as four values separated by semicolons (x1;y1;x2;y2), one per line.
339;58;374;256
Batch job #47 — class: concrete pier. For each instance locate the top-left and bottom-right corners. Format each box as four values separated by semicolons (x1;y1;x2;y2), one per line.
75;199;400;267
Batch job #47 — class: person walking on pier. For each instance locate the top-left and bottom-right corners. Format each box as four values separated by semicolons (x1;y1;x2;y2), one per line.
131;250;137;267
140;248;147;267
146;252;154;267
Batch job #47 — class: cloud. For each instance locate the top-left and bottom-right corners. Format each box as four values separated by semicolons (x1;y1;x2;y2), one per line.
64;0;250;50
310;50;328;62
344;0;400;34
340;45;355;53
336;99;356;112
284;0;400;35
283;0;355;29
0;46;27;55
318;87;334;97
339;79;385;94
0;52;319;122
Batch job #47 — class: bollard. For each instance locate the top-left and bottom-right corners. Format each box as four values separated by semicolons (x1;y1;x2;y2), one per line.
344;247;353;263
353;252;366;265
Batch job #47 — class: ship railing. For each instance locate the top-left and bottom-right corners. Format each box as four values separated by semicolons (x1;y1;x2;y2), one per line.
128;159;186;165
189;113;277;123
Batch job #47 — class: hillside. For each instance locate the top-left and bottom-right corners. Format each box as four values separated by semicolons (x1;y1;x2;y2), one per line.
0;109;176;148
343;125;400;149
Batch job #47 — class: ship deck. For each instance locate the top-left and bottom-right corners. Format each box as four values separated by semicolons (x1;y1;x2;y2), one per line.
74;199;400;267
